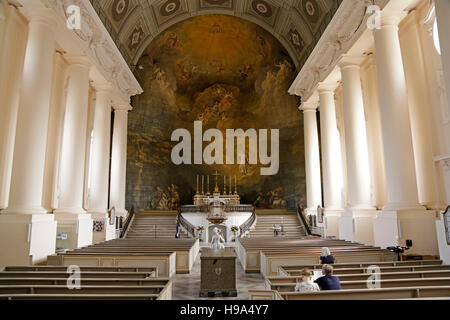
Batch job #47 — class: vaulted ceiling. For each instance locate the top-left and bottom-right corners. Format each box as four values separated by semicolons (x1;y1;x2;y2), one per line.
89;0;343;72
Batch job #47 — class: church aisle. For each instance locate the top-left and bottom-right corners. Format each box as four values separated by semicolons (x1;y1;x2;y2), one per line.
172;245;265;300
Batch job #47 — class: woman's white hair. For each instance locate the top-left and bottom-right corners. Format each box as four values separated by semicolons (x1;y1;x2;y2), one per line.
321;247;331;256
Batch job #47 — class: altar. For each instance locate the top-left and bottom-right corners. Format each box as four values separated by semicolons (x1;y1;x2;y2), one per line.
179;172;253;243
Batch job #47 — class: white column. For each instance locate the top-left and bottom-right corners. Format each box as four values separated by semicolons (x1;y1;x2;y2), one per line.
318;83;344;211
54;55;93;250
110;105;132;217
435;0;450;114
0;8;58;265
301;102;322;215
42;52;68;212
373;14;424;211
339;56;374;210
88;83;116;243
0;5;28;210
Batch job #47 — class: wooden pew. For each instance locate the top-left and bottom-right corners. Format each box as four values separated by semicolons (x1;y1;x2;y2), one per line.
0;277;170;286
266;277;450;292
1;266;157;274
0;271;156;279
279;286;450;300
280;264;450;276
277;260;443;276
0;294;164;300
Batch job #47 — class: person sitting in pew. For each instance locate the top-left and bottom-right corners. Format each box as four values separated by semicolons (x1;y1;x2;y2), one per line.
314;265;341;291
295;269;320;292
319;247;335;264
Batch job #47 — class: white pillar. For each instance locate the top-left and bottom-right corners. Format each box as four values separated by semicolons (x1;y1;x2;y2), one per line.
42;52;67;212
0;5;28;210
89;83;116;243
339;56;373;210
339;56;376;244
301;102;322;215
110;105;132;217
318;83;344;211
373;14;423;211
0;8;58;265
372;12;437;255
54;55;93;250
435;0;450;114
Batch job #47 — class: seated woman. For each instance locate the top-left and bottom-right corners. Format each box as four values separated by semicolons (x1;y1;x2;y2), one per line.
319;247;335;264
294;269;320;292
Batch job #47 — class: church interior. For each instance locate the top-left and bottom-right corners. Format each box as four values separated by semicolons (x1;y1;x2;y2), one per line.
0;0;450;302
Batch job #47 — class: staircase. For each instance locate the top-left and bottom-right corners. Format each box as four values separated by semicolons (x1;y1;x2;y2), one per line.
249;209;307;238
126;210;190;239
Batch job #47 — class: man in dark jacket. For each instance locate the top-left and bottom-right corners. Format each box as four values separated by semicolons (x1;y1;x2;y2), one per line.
314;264;341;290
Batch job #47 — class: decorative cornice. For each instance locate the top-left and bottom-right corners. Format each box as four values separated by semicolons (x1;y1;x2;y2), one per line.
288;0;390;101
45;0;143;101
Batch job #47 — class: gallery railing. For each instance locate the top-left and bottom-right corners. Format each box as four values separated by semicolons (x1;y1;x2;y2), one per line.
120;205;135;238
177;208;196;238
297;204;312;236
443;205;450;245
179;205;209;213
225;204;253;212
239;206;256;237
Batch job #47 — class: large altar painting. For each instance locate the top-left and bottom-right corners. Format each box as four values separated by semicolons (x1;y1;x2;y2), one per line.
126;14;305;211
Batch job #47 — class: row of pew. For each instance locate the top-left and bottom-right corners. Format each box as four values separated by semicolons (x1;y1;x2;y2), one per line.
0;265;172;300
250;259;450;300
236;237;397;276
47;238;200;277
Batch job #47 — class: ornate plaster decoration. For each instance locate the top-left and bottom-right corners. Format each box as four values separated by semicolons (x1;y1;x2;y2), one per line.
288;0;390;101
45;0;143;100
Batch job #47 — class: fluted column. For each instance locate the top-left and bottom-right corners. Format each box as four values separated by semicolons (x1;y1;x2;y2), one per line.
110;105;132;217
339;56;374;210
301;102;322;214
88;84;113;214
435;0;450;114
55;56;91;215
0;5;28;210
0;8;58;265
318;83;344;211
53;55;93;250
373;13;424;211
3;9;57;215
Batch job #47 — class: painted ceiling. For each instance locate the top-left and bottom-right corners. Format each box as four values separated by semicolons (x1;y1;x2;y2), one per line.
89;0;343;73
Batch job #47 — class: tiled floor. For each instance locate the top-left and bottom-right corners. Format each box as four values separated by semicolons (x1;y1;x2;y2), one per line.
172;244;265;300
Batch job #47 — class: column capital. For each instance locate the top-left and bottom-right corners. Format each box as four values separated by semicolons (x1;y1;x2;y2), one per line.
379;11;406;28
92;81;114;94
65;55;91;69
20;7;60;29
300;101;318;112
338;55;365;69
113;104;133;111
318;81;339;94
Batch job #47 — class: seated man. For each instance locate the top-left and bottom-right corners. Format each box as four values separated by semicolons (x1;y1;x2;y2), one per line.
314;264;341;290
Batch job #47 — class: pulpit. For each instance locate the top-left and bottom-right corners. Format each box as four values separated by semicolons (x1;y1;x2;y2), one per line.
200;247;237;297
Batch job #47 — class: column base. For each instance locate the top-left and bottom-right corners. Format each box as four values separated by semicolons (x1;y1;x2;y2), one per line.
90;212;117;244
352;209;377;246
53;212;93;250
374;209;439;255
338;210;354;242
323;209;343;239
435;212;450;264
0;213;56;265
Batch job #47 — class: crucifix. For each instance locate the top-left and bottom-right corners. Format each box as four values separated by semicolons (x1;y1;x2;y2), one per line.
212;170;220;194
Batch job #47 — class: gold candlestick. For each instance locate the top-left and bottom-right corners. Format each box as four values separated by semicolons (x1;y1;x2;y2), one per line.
234;175;237;195
223;175;227;195
229;176;232;195
207;175;210;195
196;175;199;195
201;175;204;195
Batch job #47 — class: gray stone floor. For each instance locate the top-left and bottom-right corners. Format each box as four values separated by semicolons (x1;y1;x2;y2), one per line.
172;244;265;300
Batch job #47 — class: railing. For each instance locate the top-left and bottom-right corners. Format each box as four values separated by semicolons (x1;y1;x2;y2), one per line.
443;205;450;245
120;205;135;238
225;204;253;212
179;205;209;213
239;206;256;237
297;204;312;236
177;208;196;238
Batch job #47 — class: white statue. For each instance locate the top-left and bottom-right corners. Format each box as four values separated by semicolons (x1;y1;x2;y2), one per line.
210;227;225;250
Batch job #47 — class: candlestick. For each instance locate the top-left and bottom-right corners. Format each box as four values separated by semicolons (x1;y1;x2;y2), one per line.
229;176;232;195
207;175;210;195
196;175;199;195
223;175;227;195
201;175;204;195
234;175;237;195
